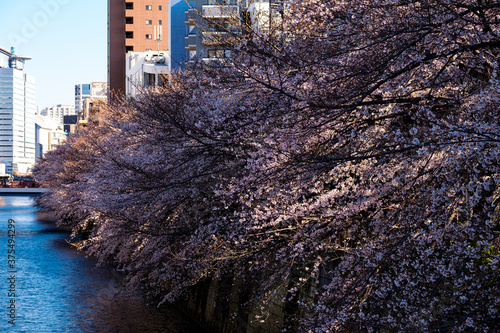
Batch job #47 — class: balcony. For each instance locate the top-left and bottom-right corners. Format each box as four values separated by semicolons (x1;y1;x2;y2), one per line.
202;5;239;19
201;31;229;45
201;58;231;68
185;8;197;26
185;33;197;51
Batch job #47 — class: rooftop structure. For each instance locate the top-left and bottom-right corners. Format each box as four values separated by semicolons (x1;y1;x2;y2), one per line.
126;50;170;97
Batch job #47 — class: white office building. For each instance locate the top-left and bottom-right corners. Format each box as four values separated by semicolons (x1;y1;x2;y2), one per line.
35;115;66;161
75;82;107;115
0;47;36;174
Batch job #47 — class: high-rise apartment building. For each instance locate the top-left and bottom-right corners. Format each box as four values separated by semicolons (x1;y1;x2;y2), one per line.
109;0;170;93
40;104;75;126
185;0;240;62
185;0;285;62
109;1;285;93
0;47;36;174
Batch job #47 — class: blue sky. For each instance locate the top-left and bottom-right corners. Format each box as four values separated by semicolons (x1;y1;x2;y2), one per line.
0;0;107;109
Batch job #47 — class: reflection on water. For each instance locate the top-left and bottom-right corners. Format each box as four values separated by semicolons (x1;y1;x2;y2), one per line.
0;196;204;332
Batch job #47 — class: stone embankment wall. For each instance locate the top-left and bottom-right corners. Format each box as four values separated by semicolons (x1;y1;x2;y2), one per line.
177;263;335;332
178;277;285;333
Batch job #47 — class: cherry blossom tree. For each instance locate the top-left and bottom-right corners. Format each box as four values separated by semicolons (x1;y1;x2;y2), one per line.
35;0;500;331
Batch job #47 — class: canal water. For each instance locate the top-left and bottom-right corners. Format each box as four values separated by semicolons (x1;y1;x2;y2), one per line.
0;196;205;332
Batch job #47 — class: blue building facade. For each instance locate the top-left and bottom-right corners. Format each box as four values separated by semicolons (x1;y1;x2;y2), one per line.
169;0;195;70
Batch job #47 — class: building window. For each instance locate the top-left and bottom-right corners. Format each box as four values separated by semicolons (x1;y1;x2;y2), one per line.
146;19;152;25
144;73;155;87
126;31;134;38
146;34;152;39
208;49;224;58
125;17;133;24
207;49;216;58
145;5;152;10
125;2;133;10
158;20;162;25
159;5;162;10
207;49;231;58
126;46;134;52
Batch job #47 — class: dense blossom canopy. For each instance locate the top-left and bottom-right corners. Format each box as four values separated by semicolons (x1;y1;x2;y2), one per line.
34;0;500;331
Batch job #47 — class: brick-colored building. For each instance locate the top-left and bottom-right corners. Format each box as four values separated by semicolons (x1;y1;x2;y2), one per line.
108;0;170;94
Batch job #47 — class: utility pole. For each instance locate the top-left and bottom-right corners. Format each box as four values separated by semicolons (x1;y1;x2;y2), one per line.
154;25;163;53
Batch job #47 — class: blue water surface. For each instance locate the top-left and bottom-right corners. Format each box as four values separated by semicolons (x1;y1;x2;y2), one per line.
0;196;202;333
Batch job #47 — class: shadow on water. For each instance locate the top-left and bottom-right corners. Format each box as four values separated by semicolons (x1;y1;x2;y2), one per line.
0;196;207;333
